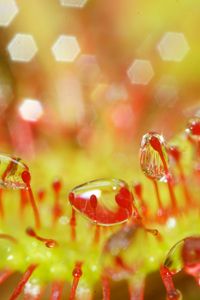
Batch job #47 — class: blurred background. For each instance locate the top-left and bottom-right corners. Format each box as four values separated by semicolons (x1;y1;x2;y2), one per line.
0;0;199;161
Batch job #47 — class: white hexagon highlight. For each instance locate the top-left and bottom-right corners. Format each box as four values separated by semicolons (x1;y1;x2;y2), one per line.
157;32;190;62
7;33;38;62
0;0;18;27
19;98;43;122
60;0;87;8
52;35;81;62
127;59;154;85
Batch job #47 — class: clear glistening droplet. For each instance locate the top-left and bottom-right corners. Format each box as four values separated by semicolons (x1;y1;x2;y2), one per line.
182;236;200;285
69;178;133;226
0;154;29;189
164;239;184;274
140;132;169;182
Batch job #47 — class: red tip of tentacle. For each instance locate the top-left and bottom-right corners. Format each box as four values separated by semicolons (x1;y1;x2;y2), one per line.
69;262;83;300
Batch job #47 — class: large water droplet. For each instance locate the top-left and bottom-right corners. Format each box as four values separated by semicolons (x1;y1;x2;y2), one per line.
69;179;133;226
185;117;200;143
182;236;200;285
164;236;200;284
140;132;169;182
164;239;184;274
0;154;28;189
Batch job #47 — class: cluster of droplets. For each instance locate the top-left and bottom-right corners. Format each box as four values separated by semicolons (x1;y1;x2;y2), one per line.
0;117;200;299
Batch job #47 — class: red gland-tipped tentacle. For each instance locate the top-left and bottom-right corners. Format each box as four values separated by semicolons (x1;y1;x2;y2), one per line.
133;183;148;218
102;274;110;300
52;180;62;224
1;159;18;182
128;279;145;300
69;262;83;300
69;193;76;241
0;233;18;243
89;194;101;244
21;170;41;229
9;264;37;300
152;180;167;222
160;266;181;300
50;282;64;300
186;118;200;162
117;187;143;224
168;146;192;206
145;227;162;242
94;224;101;244
37;189;45;203
26;227;57;248
115;256;134;273
20;189;28;216
150;136;178;212
0;270;14;285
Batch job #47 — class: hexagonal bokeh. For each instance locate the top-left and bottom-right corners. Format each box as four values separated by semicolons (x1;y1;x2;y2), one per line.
60;0;87;8
0;0;18;27
157;32;190;62
19;98;43;122
52;35;81;62
7;33;38;62
127;59;154;85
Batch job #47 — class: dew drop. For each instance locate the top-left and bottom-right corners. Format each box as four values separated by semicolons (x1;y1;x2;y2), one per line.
69;179;133;226
45;240;57;248
140;132;169;182
182;236;200;284
0;154;28;190
164;239;184;274
165;236;200;284
186;117;200;143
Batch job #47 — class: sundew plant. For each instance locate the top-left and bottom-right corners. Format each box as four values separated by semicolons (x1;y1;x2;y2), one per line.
0;0;200;299
1;118;200;300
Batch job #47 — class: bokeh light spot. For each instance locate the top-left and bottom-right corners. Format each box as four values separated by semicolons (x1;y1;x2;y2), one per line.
0;0;18;27
127;59;154;85
7;33;38;62
19;99;43;122
157;32;190;62
106;84;128;102
76;54;101;86
52;35;81;62
60;0;88;9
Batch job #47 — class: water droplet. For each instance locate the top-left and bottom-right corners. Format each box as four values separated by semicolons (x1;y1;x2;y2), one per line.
140;132;169;182
0;154;28;189
186;117;200;143
164;239;184;274
45;240;57;248
69;179;133;226
182;236;200;284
